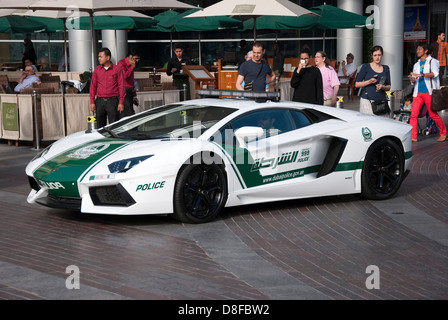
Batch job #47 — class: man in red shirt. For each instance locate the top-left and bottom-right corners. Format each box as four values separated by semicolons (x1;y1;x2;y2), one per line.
90;48;125;128
117;48;141;119
429;31;448;85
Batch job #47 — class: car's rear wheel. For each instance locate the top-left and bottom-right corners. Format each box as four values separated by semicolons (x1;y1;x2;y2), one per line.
361;138;404;200
173;162;227;223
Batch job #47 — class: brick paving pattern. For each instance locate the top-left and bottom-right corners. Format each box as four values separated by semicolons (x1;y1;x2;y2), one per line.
0;97;447;300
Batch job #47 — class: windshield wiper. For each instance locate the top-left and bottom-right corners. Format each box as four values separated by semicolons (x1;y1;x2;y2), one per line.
103;128;121;139
120;132;153;140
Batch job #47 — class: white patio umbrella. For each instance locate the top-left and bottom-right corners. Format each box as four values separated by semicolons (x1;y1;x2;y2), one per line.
1;0;197;71
185;0;319;41
0;0;195;11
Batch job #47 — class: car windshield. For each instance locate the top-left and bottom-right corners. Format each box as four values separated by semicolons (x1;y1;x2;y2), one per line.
100;104;236;140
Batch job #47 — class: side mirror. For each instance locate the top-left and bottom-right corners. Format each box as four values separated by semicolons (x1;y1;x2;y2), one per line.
234;126;264;147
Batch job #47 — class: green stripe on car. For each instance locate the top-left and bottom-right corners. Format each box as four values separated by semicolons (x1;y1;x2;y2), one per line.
33;139;135;197
213;142;363;190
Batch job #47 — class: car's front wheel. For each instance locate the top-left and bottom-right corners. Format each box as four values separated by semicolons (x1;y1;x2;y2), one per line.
173;162;227;223
361;138;405;200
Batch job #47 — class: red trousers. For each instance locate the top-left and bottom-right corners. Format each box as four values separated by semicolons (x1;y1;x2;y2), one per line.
409;92;447;139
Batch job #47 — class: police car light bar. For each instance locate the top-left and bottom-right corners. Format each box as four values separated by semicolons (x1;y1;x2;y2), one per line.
197;89;280;102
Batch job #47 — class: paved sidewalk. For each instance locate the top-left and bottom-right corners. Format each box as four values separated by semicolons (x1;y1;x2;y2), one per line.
0;96;447;300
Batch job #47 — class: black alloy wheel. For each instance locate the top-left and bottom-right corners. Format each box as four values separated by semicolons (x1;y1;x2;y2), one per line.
173;162;227;223
361;138;405;200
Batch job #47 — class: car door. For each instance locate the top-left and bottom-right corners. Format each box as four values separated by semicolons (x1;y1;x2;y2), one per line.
220;108;323;194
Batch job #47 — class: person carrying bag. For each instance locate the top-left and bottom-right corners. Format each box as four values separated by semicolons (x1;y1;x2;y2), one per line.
355;45;391;117
236;42;275;92
409;42;447;142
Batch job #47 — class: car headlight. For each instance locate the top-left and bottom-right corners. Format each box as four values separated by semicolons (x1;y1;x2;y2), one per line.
32;143;53;161
108;155;153;173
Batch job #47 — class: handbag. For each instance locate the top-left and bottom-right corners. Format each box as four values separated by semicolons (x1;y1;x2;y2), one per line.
365;91;390;115
371;100;391;115
426;58;448;111
431;87;448;111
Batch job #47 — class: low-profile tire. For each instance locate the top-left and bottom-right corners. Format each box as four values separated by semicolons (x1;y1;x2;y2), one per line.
173;162;227;223
361;138;405;200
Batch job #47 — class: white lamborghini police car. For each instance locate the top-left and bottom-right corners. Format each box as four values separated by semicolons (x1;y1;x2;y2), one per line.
26;90;413;223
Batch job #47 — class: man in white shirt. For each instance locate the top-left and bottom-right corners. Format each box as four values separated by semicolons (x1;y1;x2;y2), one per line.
337;53;357;84
14;66;41;92
409;42;446;142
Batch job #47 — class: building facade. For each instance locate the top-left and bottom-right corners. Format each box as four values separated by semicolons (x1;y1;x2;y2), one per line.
1;0;447;90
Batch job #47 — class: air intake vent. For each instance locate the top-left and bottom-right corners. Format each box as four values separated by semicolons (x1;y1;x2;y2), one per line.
89;184;135;207
28;176;41;191
317;138;348;178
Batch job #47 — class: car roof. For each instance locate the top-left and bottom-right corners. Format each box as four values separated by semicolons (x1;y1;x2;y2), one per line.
176;97;385;125
179;98;305;111
175;90;364;122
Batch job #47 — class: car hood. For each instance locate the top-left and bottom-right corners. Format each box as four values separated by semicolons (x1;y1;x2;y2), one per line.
32;135;205;181
31;138;136;194
30;135;205;197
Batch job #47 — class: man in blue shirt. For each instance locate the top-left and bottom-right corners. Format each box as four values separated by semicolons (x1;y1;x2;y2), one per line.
236;42;275;92
14;66;41;92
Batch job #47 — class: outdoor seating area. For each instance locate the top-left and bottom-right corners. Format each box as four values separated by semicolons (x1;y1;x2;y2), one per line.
0;83;181;145
0;69;170;93
136;76;157;91
1;62;59;72
32;81;60;93
0;62;22;71
0;74;17;94
0;0;396;148
338;69;358;101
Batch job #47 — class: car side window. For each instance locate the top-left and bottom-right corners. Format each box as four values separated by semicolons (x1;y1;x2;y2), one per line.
230;109;295;137
290;110;312;129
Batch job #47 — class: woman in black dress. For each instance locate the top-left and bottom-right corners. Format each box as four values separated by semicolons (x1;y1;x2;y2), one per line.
22;38;37;70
